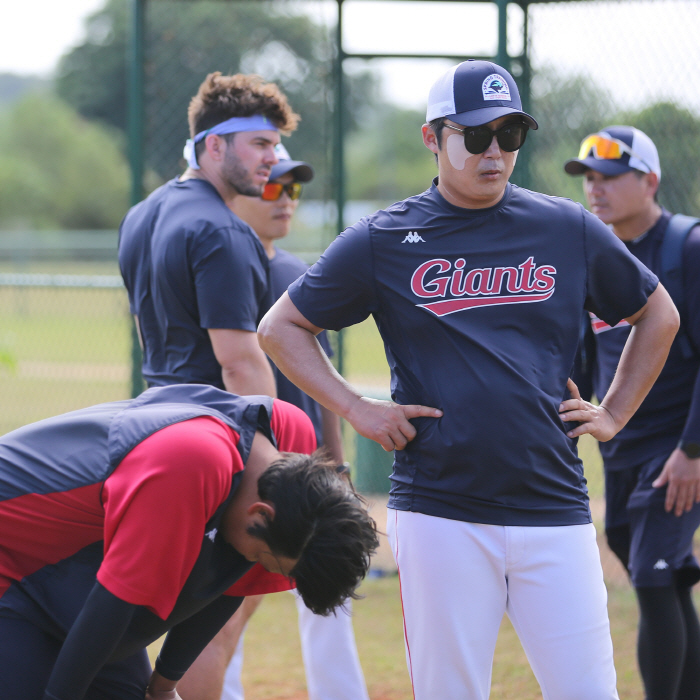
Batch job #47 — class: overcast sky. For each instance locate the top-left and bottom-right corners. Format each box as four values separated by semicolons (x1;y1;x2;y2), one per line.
3;0;699;112
1;0;103;76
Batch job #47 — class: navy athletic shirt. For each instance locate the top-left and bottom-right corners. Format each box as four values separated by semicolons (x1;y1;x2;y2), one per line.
580;210;700;469
119;178;272;389
269;247;333;446
289;180;658;526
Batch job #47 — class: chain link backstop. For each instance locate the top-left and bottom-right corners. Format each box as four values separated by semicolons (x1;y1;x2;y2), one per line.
2;1;700;469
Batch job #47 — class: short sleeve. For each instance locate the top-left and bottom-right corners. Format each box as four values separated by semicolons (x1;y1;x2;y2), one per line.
583;209;659;326
317;330;333;358
223;399;316;598
191;225;270;331
682;225;700;351
224;564;294;597
98;416;242;620
288;221;377;331
680;225;700;442
270;399;318;454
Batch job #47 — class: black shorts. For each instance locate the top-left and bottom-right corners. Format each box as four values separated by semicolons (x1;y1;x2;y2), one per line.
0;611;151;700
0;543;151;700
605;450;700;588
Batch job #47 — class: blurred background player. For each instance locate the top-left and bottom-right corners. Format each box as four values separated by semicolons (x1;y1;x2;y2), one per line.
565;127;700;700
215;150;370;700
0;384;378;700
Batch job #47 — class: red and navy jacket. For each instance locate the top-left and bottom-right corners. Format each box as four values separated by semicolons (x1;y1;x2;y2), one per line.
0;384;315;647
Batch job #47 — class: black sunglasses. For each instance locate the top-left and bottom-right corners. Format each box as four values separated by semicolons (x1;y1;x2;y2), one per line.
444;121;529;154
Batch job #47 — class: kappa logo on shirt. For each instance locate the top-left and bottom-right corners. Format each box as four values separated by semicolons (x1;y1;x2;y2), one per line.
402;231;425;243
589;311;630;334
653;559;669;570
411;256;556;317
205;528;218;542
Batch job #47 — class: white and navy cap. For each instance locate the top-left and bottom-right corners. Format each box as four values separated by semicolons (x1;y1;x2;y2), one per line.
426;60;538;130
565;126;661;179
269;143;314;183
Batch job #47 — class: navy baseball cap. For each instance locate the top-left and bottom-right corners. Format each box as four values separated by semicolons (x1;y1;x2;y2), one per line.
426;60;538;130
564;126;661;179
270;143;314;182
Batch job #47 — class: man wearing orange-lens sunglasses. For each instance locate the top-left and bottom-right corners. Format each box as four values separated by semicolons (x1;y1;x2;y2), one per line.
210;150;370;700
566;126;700;700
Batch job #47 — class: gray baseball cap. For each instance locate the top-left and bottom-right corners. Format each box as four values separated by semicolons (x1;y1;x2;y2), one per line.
271;143;314;182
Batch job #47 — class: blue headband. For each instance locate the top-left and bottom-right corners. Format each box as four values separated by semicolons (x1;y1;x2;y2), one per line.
183;114;279;170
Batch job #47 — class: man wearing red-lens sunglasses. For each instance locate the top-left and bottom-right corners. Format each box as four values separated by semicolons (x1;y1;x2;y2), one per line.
195;151;369;700
567;126;700;700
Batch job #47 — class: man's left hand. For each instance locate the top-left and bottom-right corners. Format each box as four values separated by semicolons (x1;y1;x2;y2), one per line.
652;449;700;517
559;378;619;442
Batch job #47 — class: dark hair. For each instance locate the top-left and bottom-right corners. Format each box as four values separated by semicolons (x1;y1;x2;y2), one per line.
248;450;378;616
188;72;300;161
429;117;447;149
428;117;447;165
632;168;660;203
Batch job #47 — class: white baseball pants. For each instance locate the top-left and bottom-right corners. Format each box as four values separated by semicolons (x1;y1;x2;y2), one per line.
220;591;369;700
387;509;619;700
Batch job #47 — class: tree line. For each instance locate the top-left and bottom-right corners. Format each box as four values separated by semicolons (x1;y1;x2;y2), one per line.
0;0;698;231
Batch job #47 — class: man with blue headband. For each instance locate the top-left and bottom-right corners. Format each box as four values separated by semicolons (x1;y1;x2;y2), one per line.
119;72;300;399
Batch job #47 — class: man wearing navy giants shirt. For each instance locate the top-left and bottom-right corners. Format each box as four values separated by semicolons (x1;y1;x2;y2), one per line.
258;60;680;699
0;384;378;700
565;127;700;700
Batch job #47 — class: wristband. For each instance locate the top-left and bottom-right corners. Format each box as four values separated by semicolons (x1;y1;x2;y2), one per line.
678;440;700;459
336;462;351;475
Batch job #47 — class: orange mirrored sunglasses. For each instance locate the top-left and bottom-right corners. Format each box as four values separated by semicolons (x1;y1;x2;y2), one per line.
578;133;653;173
578;134;638;161
261;181;303;201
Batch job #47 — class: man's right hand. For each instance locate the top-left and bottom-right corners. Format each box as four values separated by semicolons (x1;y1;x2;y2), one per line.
145;671;181;700
145;690;182;700
345;397;443;451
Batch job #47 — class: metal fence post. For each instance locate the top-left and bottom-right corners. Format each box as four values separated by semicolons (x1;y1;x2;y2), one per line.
127;0;145;397
334;0;346;376
518;2;533;190
496;0;509;71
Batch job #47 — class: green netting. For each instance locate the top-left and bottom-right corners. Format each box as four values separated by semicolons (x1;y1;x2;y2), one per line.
0;276;131;435
2;0;700;440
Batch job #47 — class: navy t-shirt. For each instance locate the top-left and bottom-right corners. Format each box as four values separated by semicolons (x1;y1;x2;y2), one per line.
269;247;333;446
583;210;700;469
289;180;658;526
119;178;271;389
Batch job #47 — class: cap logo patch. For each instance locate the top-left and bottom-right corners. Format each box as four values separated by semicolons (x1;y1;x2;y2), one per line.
482;74;511;102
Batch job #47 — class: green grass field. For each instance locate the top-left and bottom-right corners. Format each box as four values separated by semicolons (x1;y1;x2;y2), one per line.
0;274;694;698
146;576;699;700
0;284;132;433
